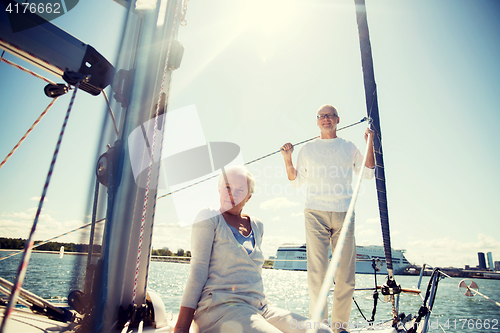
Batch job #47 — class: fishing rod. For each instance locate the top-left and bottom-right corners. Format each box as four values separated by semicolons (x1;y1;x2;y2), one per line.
157;116;370;200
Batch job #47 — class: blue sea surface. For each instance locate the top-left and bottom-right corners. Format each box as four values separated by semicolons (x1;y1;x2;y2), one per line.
1;251;499;331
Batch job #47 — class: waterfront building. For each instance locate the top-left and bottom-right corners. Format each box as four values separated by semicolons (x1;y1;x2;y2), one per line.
478;252;486;269
486;252;494;270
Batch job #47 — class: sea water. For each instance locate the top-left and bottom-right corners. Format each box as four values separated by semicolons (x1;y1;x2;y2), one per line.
1;251;499;331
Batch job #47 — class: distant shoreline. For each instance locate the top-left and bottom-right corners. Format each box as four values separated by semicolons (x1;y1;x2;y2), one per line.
151;256;191;264
2;250;497;279
0;249;86;255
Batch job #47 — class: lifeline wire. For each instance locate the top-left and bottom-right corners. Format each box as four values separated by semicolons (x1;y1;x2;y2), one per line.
438;270;500;308
0;218;105;263
0;80;83;333
307;129;372;333
156;116;369;200
0;97;59;171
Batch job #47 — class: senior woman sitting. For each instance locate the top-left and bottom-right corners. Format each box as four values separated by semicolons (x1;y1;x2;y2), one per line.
174;166;332;333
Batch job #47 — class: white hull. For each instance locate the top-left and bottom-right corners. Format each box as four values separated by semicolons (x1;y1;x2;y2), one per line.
0;306;200;333
273;244;411;275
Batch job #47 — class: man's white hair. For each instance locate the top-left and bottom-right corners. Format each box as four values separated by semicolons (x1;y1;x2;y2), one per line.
316;104;339;115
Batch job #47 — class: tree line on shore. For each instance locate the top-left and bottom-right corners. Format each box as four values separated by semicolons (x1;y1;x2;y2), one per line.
0;237;190;257
0;237;101;253
151;248;191;257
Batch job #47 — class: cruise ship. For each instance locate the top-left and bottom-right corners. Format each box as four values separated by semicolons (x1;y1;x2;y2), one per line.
273;244;411;275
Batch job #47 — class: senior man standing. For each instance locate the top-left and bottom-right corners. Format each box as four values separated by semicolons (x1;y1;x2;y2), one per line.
281;105;375;332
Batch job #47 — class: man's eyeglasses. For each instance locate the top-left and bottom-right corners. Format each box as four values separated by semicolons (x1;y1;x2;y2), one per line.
317;114;338;120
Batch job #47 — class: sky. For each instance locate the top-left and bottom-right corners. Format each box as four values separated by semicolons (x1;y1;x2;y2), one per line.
0;0;499;269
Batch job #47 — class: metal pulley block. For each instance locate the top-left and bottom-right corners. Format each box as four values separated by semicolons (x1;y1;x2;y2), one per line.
96;141;121;187
167;40;184;70
371;258;382;272
381;277;401;296
44;83;69;98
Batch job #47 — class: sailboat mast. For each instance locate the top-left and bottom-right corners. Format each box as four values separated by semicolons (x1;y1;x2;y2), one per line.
354;0;394;278
88;0;184;331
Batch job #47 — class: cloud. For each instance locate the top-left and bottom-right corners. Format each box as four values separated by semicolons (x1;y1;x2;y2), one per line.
260;197;300;211
404;234;500;268
2;209;55;225
356;225;377;237
357;239;381;246
291;212;303;217
408;234;500;252
271;216;281;221
151;224;191;252
365;217;379;224
0;209;89;244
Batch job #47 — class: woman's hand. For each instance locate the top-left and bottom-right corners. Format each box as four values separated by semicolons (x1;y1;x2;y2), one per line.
174;306;196;333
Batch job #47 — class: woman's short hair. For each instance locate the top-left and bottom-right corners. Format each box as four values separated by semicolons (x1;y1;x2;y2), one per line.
218;165;255;195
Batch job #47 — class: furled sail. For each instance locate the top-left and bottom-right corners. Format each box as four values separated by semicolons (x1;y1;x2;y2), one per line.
354;0;394;277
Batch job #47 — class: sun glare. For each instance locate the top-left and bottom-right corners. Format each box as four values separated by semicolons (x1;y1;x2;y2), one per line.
173;0;305;93
241;0;302;63
135;0;157;10
243;0;300;35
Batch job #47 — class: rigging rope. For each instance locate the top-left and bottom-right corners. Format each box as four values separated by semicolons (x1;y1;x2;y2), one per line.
143;0;184;310
102;90;119;137
0;78;85;333
0;97;59;171
0;285;31;308
308;130;372;333
180;0;191;26
144;45;177;308
368;259;380;323
0;276;65;317
156;117;369;200
0;37;64;74
0;56;57;85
